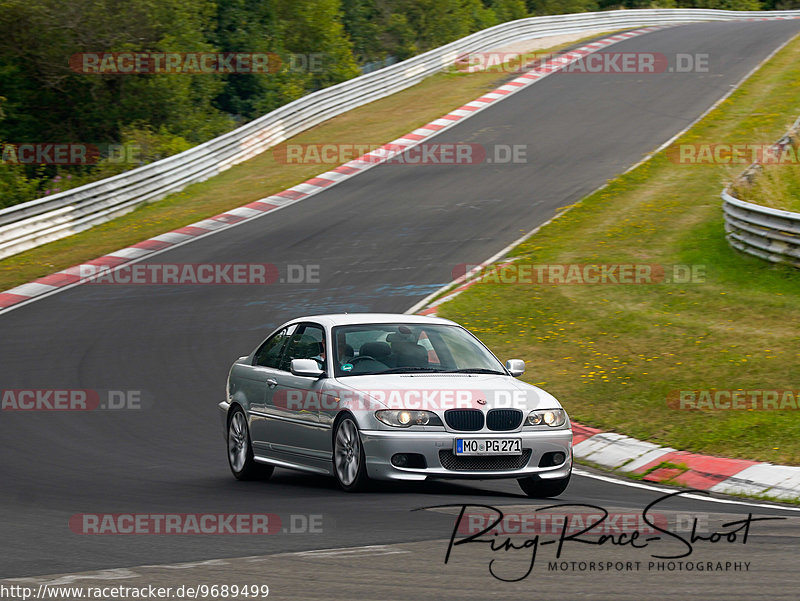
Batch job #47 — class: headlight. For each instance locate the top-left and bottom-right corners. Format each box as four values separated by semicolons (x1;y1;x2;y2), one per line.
525;409;566;427
375;410;443;427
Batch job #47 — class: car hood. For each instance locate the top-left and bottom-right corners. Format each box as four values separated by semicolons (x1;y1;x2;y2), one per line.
332;373;562;412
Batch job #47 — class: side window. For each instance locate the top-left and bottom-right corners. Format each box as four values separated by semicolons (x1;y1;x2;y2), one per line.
253;328;291;368
279;324;325;371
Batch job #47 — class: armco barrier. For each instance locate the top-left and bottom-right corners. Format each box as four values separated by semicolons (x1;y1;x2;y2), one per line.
2;9;800;260
722;117;800;268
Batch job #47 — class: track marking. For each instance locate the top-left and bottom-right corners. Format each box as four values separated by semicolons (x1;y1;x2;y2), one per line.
290;544;410;558
573;468;800;513
5;568;140;586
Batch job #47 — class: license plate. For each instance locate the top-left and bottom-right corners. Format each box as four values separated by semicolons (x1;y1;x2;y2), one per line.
455;438;522;456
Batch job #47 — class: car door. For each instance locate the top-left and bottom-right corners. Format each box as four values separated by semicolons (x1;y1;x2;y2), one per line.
242;325;295;453
267;323;332;464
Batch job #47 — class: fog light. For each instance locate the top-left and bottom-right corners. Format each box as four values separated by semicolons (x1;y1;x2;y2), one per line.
391;453;427;468
538;451;567;467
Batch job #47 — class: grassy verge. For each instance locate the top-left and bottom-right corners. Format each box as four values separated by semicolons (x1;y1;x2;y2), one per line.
439;33;800;465
0;34;610;292
731;140;800;212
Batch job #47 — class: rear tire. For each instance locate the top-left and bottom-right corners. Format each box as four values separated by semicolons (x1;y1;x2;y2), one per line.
227;407;274;481
518;472;570;498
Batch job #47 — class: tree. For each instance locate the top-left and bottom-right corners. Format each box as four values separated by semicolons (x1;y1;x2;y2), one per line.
487;0;528;21
342;0;385;64
0;0;231;145
273;0;360;91
526;0;600;14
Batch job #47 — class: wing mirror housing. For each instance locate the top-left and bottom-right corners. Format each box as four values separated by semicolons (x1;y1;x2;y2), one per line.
506;359;525;377
290;358;325;378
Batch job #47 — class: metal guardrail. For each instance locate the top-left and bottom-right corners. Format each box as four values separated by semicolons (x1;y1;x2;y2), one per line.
722;117;800;268
2;9;800;260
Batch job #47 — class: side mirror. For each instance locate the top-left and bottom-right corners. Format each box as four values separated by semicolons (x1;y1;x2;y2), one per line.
506;359;525;377
290;358;324;378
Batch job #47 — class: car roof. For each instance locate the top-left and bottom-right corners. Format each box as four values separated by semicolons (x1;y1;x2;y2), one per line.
286;313;458;328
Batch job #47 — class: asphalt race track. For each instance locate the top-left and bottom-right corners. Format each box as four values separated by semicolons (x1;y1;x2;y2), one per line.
2;20;800;596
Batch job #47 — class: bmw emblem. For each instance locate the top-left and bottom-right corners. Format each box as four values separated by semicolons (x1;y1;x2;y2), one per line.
477;399;486;405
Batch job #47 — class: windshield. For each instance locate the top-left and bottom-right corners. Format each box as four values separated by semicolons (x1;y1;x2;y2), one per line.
331;323;507;377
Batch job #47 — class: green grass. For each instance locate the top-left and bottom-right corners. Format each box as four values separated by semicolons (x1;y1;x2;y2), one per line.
439;33;800;465
632;462;689;481
732;143;800;212
0;34;609;293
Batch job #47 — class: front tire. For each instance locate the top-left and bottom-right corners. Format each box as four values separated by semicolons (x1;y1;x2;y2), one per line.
333;416;369;492
227;407;274;481
518;472;571;498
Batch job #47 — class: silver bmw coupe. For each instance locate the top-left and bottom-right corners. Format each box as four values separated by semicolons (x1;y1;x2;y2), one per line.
219;313;572;497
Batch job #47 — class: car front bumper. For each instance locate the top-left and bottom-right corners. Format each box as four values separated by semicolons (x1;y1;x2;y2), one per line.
360;428;572;481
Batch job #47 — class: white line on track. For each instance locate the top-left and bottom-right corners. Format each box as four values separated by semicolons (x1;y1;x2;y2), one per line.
573;468;800;513
290;544;410;558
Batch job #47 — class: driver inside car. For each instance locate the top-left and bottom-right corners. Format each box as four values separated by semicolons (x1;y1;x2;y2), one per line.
311;338;325;368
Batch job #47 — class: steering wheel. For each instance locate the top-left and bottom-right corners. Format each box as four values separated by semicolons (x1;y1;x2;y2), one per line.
349;355;375;364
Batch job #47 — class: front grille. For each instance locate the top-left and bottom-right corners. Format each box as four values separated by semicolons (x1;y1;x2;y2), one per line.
439;449;532;471
444;409;484;431
486;409;523;431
